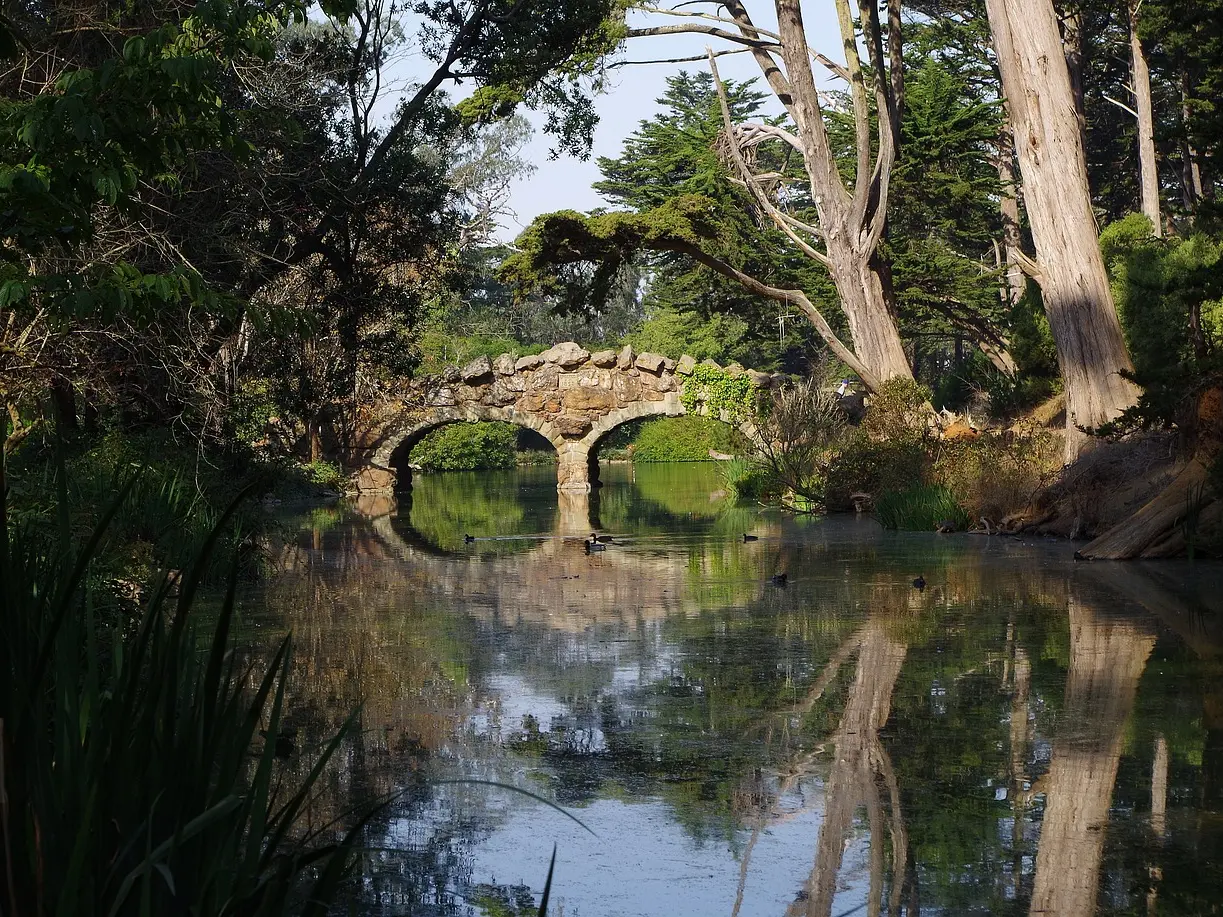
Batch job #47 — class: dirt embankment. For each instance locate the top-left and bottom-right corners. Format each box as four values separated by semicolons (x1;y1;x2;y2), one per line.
1002;389;1223;558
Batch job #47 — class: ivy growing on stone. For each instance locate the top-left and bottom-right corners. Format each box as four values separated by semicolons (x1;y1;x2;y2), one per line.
680;364;756;422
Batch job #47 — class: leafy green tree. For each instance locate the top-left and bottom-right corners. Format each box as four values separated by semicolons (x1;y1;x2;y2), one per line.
594;72;826;371
886;59;1015;377
504;72;840;374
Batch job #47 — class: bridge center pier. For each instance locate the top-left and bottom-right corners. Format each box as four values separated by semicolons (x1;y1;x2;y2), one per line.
556;442;591;493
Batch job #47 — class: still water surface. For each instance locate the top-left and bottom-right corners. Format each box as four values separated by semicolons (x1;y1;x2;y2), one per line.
251;464;1223;916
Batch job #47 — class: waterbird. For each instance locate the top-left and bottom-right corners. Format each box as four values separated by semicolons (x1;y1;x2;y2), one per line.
770;573;788;587
464;534;475;544
584;539;607;554
912;575;926;591
743;533;759;542
590;532;615;543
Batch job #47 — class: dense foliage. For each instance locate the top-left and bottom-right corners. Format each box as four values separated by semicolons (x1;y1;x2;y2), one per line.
629;416;746;463
410;422;519;471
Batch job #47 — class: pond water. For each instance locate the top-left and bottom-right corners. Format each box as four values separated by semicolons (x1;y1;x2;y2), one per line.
251;463;1223;917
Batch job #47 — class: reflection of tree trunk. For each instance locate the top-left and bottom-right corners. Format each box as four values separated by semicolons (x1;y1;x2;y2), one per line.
1203;692;1223;811
1010;638;1032;898
1151;734;1168;836
787;621;907;917
1029;599;1155;917
1147;734;1168;915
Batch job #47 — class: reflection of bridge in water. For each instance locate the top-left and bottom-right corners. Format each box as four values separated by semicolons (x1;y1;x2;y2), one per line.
355;342;774;494
353;490;777;630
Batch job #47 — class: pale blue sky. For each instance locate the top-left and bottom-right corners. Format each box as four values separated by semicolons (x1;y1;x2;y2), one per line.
495;3;845;239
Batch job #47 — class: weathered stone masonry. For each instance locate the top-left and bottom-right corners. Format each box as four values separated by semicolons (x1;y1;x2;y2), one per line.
357;342;776;493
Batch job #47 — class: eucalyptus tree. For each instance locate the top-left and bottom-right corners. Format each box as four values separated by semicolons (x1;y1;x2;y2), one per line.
985;0;1140;458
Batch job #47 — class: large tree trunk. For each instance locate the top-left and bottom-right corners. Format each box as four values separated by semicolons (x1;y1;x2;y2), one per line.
986;0;1140;461
1129;2;1162;237
829;250;913;383
1029;598;1155;917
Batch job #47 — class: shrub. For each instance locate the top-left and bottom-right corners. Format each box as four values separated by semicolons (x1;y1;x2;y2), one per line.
754;378;848;510
680;364;758;421
631;416;745;462
860;377;934;443
933;431;1060;522
720;457;777;501
411;422;518;471
875;483;970;531
4;429;266;591
824;434;927;511
301;459;344;490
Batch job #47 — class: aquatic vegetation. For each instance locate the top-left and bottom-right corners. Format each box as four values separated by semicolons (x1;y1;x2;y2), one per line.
0;459;360;916
874;483;970;531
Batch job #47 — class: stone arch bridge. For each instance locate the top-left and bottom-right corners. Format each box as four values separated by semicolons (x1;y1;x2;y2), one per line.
356;342;778;493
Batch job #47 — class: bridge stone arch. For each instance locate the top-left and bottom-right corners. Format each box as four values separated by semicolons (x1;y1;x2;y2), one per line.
370;404;567;472
357;342;779;493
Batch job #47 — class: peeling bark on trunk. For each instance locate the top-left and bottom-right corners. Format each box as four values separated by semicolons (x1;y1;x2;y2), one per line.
1061;8;1086;135
1028;599;1155;917
1080;459;1210;559
1129;2;1162;237
986;0;1140;461
997;123;1026;310
831;250;912;383
1081;387;1223;558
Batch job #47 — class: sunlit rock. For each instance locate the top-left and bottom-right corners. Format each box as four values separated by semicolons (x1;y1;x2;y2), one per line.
590;349;618;367
541;341;590;367
635;352;666;374
748;370;772;388
461;355;493;381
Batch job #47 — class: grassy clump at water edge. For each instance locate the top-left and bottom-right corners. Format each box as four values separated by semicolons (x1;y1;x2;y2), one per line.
874;484;971;532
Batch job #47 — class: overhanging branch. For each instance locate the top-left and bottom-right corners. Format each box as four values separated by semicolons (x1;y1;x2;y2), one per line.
669;239;881;391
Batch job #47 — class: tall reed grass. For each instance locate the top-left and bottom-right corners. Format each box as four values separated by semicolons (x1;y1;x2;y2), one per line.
0;442;362;916
874;484;970;532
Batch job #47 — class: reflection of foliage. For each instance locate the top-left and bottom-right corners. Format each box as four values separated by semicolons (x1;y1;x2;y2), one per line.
2;473;357;917
405;467;557;550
